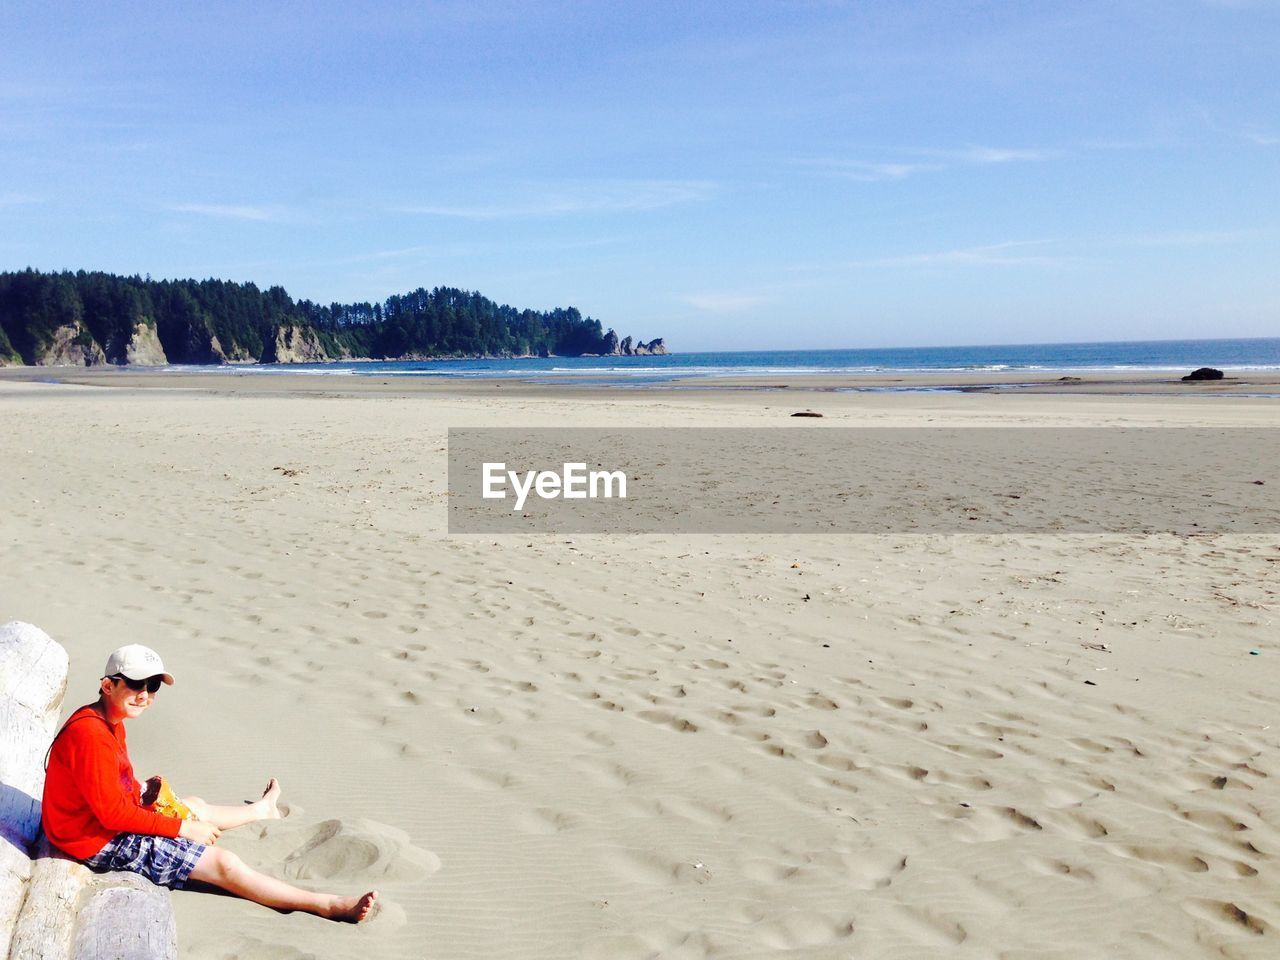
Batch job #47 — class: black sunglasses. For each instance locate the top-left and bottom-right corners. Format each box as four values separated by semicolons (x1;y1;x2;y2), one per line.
111;674;163;694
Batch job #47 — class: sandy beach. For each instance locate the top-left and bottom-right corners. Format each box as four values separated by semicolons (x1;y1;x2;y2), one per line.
1;371;1277;959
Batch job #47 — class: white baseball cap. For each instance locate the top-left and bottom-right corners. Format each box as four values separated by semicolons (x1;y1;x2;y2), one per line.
103;644;175;685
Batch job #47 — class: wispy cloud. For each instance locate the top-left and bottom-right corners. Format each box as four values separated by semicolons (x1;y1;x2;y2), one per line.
401;179;715;219
337;234;627;265
926;145;1054;164
680;292;769;312
1110;228;1262;247
1195;106;1279;147
793;159;941;182
848;240;1064;268
168;203;284;222
1243;129;1279;146
1080;137;1169;151
0;193;43;208
799;144;1052;183
340;243;481;264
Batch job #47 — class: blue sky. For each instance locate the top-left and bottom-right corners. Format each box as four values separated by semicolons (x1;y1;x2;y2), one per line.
2;0;1277;350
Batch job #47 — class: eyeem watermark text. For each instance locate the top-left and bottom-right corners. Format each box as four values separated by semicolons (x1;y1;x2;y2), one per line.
450;428;1280;533
482;462;628;511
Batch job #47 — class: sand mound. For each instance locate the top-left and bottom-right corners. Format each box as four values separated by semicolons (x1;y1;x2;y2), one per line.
251;817;440;883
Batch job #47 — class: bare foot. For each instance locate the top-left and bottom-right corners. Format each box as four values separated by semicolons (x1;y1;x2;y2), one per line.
245;778;284;820
327;890;378;923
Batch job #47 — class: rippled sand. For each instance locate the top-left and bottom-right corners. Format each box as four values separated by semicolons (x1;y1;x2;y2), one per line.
2;374;1276;959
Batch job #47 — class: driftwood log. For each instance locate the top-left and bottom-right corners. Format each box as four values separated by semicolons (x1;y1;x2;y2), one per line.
0;622;176;960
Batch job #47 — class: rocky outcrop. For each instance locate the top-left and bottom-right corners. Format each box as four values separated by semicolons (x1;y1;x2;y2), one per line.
262;324;328;364
34;323;106;366
602;333;668;357
207;336;228;364
0;326;18;366
633;337;666;355
208;335;256;365
102;321;168;366
126;321;167;365
1182;367;1225;381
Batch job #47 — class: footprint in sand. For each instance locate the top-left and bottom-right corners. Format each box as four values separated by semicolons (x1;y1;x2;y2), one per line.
252;818;440;883
609;848;713;886
617;795;734;827
637;710;700;733
581;928;721;960
1182;898;1271;936
886;905;968;947
512;806;583;835
753;912;856;950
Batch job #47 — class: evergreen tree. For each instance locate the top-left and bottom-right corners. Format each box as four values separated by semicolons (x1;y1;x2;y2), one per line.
0;269;637;364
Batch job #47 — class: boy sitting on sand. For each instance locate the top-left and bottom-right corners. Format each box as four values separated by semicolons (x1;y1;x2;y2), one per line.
42;643;377;923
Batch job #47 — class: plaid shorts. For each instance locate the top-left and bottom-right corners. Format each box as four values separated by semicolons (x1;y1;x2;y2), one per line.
83;833;207;889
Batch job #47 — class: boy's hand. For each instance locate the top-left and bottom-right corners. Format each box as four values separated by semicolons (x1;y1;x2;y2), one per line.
179;819;221;845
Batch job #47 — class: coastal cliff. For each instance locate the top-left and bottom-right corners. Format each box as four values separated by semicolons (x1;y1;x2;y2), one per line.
123;321;167;366
34;322;107;366
99;320;167;366
0;325;22;366
262;324;328;364
0;270;666;367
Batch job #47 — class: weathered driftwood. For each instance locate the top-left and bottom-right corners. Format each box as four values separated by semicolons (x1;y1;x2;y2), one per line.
72;877;176;960
0;843;30;960
7;840;82;960
0;622;67;959
0;622;177;960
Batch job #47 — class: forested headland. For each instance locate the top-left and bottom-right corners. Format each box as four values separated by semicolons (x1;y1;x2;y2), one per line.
0;269;666;366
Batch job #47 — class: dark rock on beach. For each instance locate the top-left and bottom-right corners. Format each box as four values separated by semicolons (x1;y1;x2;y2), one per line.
1182;367;1225;381
791;411;824;418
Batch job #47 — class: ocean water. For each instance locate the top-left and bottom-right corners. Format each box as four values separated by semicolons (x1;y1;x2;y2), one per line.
166;337;1280;386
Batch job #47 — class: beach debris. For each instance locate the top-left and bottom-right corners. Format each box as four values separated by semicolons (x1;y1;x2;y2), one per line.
1252;480;1265;485
1058;376;1082;382
802;593;811;601
791;411;823;417
1082;642;1111;652
1250;650;1261;656
272;466;303;477
1181;367;1225;381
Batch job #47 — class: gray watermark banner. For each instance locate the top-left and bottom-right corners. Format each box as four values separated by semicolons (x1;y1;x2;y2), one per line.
447;428;1280;534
